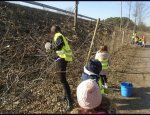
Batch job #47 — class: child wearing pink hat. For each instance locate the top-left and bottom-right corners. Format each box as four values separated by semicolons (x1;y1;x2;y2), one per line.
80;59;105;94
76;79;108;114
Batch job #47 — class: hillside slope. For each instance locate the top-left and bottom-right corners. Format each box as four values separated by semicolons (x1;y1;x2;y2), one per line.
0;2;135;113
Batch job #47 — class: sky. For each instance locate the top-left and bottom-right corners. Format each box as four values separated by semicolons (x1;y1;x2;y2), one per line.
7;1;150;26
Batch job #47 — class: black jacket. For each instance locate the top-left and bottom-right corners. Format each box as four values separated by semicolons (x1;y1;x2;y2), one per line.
46;34;65;51
51;35;65;51
47;35;65;59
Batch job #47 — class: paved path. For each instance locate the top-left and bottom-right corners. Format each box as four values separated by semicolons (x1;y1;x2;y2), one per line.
116;34;150;114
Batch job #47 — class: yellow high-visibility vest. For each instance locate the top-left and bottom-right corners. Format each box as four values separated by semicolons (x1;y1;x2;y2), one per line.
54;32;72;61
139;38;142;42
98;77;105;94
131;35;134;40
98;58;109;70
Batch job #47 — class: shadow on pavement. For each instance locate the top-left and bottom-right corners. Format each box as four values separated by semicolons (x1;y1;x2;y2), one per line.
114;87;150;110
145;45;150;48
113;70;150;74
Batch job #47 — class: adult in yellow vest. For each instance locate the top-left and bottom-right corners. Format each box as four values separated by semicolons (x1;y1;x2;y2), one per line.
130;32;136;44
45;25;73;111
95;45;111;89
130;35;135;44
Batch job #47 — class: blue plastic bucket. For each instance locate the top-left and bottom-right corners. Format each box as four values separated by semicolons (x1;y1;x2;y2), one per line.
120;82;133;97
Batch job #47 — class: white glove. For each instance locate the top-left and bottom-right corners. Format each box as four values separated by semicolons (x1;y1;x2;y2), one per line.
45;42;51;52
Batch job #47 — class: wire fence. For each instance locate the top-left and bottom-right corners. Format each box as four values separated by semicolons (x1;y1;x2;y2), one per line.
0;2;133;113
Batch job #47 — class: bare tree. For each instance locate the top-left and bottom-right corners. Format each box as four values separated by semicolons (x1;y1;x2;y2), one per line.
63;7;74;16
133;2;150;31
56;7;74;16
133;2;138;32
66;7;74;14
120;1;122;31
125;1;132;29
137;2;150;25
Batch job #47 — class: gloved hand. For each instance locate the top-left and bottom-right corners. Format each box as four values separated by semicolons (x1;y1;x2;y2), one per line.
45;42;51;52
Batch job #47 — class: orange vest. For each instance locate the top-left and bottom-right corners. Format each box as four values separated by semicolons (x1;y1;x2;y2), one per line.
142;37;146;43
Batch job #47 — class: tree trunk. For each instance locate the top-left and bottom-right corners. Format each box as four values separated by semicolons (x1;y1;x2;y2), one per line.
74;1;78;30
120;1;122;31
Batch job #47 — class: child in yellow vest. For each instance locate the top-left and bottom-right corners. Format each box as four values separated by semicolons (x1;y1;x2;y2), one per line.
95;45;111;88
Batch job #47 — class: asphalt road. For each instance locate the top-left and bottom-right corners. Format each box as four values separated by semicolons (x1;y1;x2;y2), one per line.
116;34;150;114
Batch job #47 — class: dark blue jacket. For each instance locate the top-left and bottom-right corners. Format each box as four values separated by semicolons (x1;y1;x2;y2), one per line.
81;66;99;83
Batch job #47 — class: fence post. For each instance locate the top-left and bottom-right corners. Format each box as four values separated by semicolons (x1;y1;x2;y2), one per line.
122;31;124;44
111;31;115;53
86;18;100;64
74;1;78;30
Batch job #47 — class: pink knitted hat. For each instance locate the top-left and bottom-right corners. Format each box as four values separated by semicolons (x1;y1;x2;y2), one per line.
77;79;102;110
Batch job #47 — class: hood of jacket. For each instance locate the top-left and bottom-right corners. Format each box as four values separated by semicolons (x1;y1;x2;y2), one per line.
84;66;98;76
